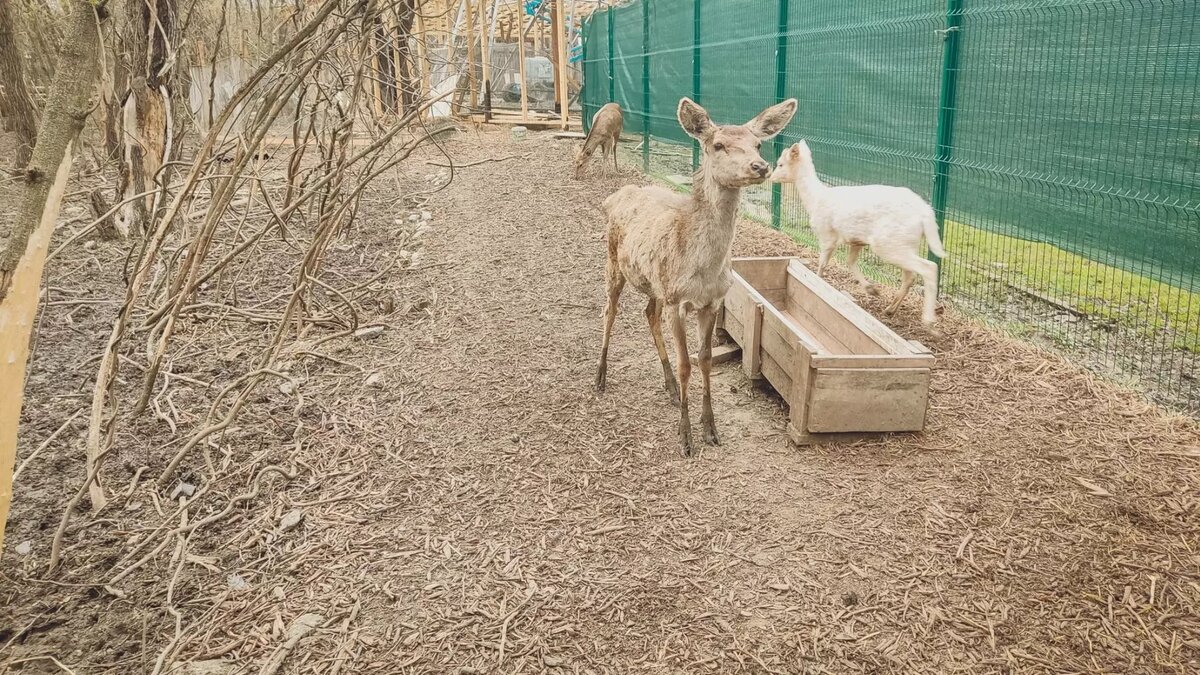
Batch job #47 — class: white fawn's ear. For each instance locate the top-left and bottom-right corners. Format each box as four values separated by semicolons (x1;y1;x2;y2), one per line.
677;98;714;140
745;98;798;140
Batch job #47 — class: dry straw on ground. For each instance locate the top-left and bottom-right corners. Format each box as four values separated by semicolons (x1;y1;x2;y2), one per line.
1;129;1198;674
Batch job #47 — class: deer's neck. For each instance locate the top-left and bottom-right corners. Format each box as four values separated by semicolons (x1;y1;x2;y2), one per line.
791;165;827;210
690;167;741;247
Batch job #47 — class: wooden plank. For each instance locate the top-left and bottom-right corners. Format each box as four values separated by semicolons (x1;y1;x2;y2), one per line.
784;271;882;355
776;304;841;355
480;0;495;119
759;348;792;398
689;343;741;366
909;339;932;355
760;308;796;375
553;0;570;129
515;0;529;118
787;424;878;447
724;279;747;321
807;368;930;433
787;259;917;356
788;340;815;437
731;257;790;292
741;291;762;379
810;354;936;369
733;271;823;357
724;311;744;345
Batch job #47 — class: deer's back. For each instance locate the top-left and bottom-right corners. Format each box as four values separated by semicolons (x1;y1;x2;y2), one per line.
603;185;699;302
586;104;623;152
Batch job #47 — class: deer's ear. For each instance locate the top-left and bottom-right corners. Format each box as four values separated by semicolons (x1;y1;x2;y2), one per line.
677;98;714;140
746;98;797;139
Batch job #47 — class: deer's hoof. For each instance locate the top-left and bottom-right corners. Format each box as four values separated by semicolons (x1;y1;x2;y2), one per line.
679;425;695;457
703;426;720;446
866;284;882;297
594;370;607;393
665;379;681;407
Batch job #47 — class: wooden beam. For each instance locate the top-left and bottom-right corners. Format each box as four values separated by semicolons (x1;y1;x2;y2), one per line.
552;0;569;129
515;0;528;118
480;0;494;120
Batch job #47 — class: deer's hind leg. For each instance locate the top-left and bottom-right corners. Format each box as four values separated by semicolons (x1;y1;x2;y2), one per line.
667;304;695;456
645;297;680;405
697;303;720;446
595;256;626;392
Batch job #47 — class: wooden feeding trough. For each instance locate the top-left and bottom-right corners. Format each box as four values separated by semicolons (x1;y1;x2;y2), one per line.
720;257;935;445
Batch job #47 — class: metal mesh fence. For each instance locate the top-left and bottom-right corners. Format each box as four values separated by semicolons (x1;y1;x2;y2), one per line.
580;0;1200;412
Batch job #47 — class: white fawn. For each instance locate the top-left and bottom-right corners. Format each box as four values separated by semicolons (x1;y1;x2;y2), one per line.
596;97;798;455
575;103;623;179
771;140;947;325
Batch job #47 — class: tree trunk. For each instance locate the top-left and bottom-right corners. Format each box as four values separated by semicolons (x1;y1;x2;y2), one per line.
0;0;104;551
0;0;39;167
120;0;175;233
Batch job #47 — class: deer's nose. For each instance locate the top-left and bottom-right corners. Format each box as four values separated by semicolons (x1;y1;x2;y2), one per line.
751;161;769;177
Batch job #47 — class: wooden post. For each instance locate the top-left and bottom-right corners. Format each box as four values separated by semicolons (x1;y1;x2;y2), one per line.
465;0;477;111
480;0;493;120
549;0;561;109
742;301;763;379
553;0;569;129
786;347;816;446
516;0;528;119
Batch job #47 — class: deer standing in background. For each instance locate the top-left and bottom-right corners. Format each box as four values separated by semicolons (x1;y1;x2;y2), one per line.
575;103;623;178
595;97;798;455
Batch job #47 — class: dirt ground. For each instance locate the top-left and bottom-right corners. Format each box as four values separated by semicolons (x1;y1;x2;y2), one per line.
2;128;1199;674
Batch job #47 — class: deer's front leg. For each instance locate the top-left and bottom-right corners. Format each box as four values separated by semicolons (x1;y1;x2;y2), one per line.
697;304;720;446
667;304;694;455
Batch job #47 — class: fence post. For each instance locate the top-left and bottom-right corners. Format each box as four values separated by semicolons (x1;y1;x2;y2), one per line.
641;0;650;173
931;0;962;281
770;0;790;229
607;6;615;104
691;0;701;169
582;21;591;133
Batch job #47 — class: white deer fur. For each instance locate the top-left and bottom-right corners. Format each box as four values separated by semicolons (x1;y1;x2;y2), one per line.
596;97;798;455
771;140;947;325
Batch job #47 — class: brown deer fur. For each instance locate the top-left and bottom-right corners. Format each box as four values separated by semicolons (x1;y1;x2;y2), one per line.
595;97;798;455
575;103;623;179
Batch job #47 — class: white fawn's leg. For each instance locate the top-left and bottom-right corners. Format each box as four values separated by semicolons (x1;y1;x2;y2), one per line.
917;258;940;325
645;298;680;405
667;304;695;455
883;251;939;324
595;258;626;391
845;243;879;296
886;270;915;315
697;304;720;446
816;244;835;277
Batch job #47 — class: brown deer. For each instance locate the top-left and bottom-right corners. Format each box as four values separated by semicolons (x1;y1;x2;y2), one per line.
595;97;798;455
575;103;623;179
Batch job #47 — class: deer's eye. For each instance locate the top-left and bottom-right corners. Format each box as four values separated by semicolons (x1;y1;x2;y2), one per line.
756;142;762;150
713;142;725;152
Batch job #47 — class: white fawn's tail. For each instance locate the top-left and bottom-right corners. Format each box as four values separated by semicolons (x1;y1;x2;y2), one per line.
923;215;947;259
